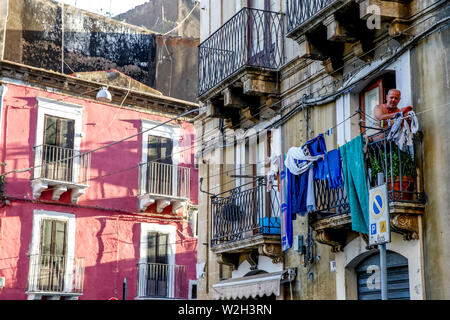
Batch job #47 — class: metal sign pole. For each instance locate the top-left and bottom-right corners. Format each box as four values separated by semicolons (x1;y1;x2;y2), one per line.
377;173;388;300
380;243;388;300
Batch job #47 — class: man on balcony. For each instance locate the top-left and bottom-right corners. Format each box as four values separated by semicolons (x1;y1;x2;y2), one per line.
373;89;412;128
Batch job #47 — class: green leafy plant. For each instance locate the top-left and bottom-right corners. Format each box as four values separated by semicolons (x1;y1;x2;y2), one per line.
367;146;415;182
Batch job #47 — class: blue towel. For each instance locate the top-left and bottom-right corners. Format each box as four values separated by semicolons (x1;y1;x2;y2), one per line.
305;134;328;180
288;167;309;217
340;135;369;234
326;149;344;189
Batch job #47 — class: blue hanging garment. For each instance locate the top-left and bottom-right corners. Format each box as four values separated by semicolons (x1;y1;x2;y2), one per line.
305;134;328;180
325;148;344;189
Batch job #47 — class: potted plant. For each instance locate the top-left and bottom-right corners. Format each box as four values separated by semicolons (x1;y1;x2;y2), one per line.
387;148;416;200
367;146;416;200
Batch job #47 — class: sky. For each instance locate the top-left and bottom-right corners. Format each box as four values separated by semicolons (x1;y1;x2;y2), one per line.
56;0;151;17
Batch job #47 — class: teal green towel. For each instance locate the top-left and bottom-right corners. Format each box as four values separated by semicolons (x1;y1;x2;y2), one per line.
340;135;369;234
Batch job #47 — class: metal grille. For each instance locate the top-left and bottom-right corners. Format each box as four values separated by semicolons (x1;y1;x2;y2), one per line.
198;7;284;97
286;0;337;33
313;178;350;219
136;263;187;299
138;162;190;199
211;178;281;247
33;144;91;185
26;254;85;294
366;133;425;203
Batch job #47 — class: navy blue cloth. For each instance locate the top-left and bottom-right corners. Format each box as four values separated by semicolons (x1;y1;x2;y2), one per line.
305;134;328;180
325;149;344;189
305;134;344;189
287;166;309;217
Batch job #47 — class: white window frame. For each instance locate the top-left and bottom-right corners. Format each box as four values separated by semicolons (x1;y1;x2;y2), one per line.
140;119;181;195
27;209;77;299
33;97;84;184
137;223;177;299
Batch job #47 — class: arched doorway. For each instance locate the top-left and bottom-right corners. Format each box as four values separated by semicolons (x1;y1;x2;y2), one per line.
356;251;410;300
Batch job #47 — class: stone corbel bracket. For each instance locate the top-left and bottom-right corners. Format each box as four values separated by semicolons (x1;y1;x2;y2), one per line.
217;252;239;271
257;243;283;264
391;213;419;241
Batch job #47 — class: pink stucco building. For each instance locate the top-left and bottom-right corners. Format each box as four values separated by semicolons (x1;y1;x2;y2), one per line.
0;61;199;300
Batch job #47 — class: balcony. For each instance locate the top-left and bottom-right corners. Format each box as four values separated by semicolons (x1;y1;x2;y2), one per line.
366;132;425;239
286;0;412;75
31;145;91;203
287;0;340;35
311;132;425;251
198;7;284;126
310;175;353;252
26;254;85;298
138;161;190;213
210;178;281;264
136;263;187;299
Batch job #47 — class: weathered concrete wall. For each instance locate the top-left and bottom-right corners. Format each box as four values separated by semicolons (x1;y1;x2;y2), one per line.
1;0;199;102
0;0;8;60
411;26;450;299
154;35;199;103
116;0;200;38
3;0;155;83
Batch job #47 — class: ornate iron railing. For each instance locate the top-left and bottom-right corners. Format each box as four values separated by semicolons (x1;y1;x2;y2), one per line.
138;162;190;199
313;178;350;219
210;178;281;247
136;263;187;299
366;132;425;203
286;0;338;33
26;254;85;294
33;144;91;185
198;7;284;97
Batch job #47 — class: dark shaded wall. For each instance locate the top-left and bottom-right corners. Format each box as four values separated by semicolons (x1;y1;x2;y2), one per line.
154;35;199;103
1;0;198;102
115;0;200;38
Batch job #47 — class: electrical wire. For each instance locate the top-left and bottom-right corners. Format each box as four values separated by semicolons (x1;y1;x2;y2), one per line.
4;8;443;181
2;6;448;201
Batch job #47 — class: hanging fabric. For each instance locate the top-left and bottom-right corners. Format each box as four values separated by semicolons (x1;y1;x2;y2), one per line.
325;148;344;189
279;154;292;252
340;134;369;234
387;110;419;151
304;134;328;180
284;146;322;175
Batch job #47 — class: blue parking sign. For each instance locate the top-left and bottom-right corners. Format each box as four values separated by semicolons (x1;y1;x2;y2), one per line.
371;223;377;235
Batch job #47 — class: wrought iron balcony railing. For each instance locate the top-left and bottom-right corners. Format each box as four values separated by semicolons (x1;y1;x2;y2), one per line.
136;263;187;299
33;144;91;185
286;0;337;34
211;178;281;247
26;254;85;295
312;178;350;220
198;7;284;97
138;162;190;199
366;132;425;203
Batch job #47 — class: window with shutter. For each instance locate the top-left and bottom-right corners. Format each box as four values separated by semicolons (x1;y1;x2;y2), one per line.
39;219;68;291
42;115;75;181
146;232;169;297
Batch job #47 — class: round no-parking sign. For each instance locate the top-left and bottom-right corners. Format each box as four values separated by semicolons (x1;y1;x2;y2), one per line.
369;184;391;245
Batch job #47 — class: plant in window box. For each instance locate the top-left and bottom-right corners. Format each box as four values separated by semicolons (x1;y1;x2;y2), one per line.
387;147;416;200
367;146;416;200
